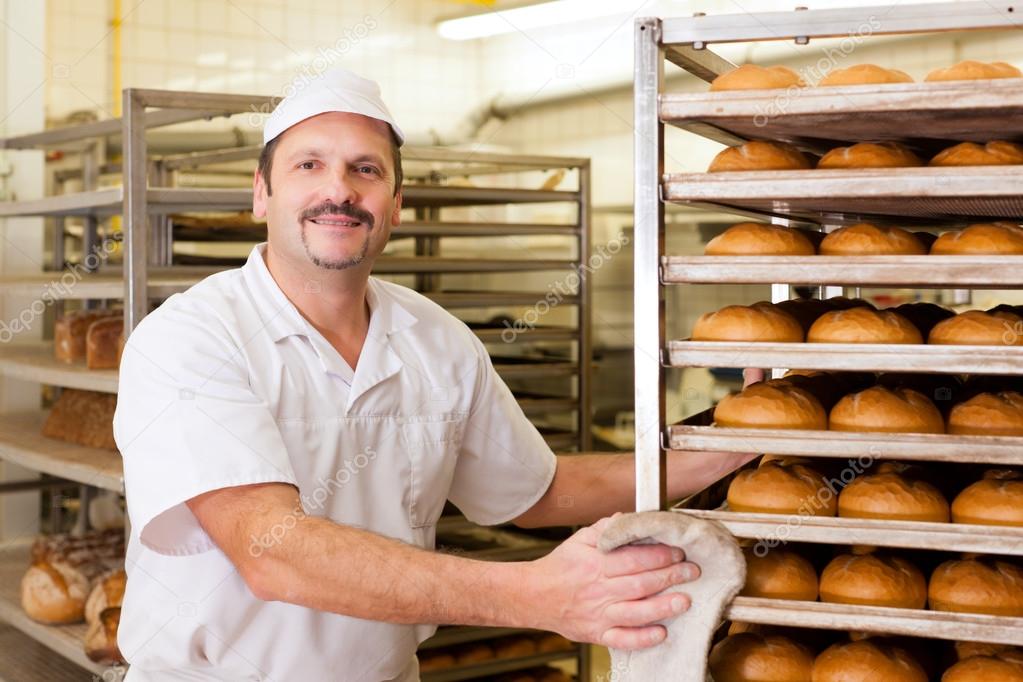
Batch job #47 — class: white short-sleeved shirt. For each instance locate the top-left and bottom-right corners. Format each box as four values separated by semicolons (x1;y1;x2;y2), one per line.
114;243;557;681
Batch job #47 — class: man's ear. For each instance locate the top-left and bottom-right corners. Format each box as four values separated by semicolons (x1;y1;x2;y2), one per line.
390;190;402;226
252;168;268;218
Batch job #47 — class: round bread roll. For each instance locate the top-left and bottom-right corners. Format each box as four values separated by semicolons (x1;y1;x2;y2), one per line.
819;223;926;256
715;379;828;430
954;640;1017;661
776;299;832;332
706;222;817;255
742;546;819;601
711;63;805;91
943;655;1023;682
85;568;126;625
728;460;837;516
20;560;89;624
709;141;813;173
891;303;956;338
930;141;1023;167
812;640;927;682
952;470;1023;527
929;556;1023;616
84;607;124;664
819;64;913;86
929;310;1023;346
839;469;950;522
808;307;922;344
692;302;805;342
709;633;815;682
830;386;945;434
949;391;1023;436
931;223;1023;255
925;60;1023;82
817;142;923;169
819;552;928;609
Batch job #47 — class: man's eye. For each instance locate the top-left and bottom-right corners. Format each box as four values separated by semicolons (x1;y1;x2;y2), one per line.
357;166;379;175
298;161;317;170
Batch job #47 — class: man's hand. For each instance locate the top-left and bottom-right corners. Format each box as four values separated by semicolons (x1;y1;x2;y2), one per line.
742;367;765;388
524;515;699;650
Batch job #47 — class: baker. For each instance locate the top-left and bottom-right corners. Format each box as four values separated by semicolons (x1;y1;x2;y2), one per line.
114;68;755;681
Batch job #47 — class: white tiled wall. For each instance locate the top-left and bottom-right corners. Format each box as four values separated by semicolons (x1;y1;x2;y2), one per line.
45;0;482;136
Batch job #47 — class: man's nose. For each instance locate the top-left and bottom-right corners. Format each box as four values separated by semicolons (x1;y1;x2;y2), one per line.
320;169;359;206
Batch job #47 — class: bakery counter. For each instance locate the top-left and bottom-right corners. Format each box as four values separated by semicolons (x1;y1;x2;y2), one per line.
663;165;1023;224
0;411;122;493
725;596;1023;647
660;77;1023;154
0;544;110;677
662;254;1023;288
666;339;1023;375
0;344;117;393
672;508;1023;557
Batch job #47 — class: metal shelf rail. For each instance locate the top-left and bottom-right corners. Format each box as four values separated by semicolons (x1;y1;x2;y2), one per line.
633;0;1023;653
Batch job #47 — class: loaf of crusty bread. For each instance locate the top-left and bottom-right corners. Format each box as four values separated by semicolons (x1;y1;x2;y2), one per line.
41;389;117;450
54;310;119;364
86;317;123;370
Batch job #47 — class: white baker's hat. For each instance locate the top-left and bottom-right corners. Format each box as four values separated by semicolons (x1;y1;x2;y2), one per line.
262;68;405;146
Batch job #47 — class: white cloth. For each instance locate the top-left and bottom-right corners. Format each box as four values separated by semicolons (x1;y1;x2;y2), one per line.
114;244;557;681
263;68;405;145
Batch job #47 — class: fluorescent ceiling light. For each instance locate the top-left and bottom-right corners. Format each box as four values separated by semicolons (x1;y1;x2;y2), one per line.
438;0;632;40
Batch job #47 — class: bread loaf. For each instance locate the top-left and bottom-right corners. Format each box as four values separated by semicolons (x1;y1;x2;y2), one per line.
819;223;925;255
708;633;815;682
86;317;123;370
41;389;117;450
929;310;1023;346
930;141;1023;167
929;556;1023;616
692;302;804;342
839;465;950;522
925;60;1023;82
710;64;804;91
931;223;1023;255
829;386;945;434
709;141;813;173
812;640;927;682
819;64;913;86
85;568;126;625
84;606;125;664
817;142;923;169
705;222;816;256
20;560;89;624
715;379;828;430
952;470;1023;527
741;546;818;601
54;310;119;364
819;552;928;609
728;460;836;516
808;307;922;344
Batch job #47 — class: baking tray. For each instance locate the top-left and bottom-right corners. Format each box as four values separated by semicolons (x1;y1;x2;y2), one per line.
666;340;1023;375
662;255;1023;289
663;166;1023;224
661;78;1023;155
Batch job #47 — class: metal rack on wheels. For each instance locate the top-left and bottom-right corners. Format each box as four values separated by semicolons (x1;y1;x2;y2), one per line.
633;0;1023;657
0;89;592;679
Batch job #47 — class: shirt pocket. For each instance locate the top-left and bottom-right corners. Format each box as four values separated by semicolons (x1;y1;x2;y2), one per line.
400;414;465;528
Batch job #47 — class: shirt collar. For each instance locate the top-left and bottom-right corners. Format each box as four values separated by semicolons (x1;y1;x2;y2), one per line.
241;243;418;345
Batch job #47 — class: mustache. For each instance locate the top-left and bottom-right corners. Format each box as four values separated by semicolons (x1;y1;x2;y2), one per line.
300;201;375;228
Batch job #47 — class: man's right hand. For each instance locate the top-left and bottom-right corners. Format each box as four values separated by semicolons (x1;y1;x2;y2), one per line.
523;514;700;650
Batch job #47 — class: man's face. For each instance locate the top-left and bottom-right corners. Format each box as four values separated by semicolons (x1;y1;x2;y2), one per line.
253;111;402;272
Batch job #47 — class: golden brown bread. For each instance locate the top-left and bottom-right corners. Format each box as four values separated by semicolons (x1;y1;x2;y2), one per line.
20;560;89;624
692;302;805;342
710;64;804;91
705;222;817;256
54;310;119;364
929;310;1023;346
942;654;1023;682
807;307;922;344
709;633;815;682
952;470;1023;527
817;142;923;169
929;556;1023;616
954;641;1018;661
812;640;927;682
85;569;126;625
949;391;1023;436
930;141;1023;167
819;552;928;609
85;606;125;664
86;317;123;370
819;64;913;86
829;386;945;434
418;652;456;672
839;468;950;522
728;460;837;516
819;223;926;255
925;60;1023;82
709;141;813;173
931;223;1023;255
715;379;828;430
41;389;118;450
742;546;819;601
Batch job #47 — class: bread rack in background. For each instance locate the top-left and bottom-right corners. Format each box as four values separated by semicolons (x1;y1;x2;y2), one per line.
633;0;1023;669
0;90;592;680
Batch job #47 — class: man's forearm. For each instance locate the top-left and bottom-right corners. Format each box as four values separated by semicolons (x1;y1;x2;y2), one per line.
515;451;754;527
253;515;534;627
